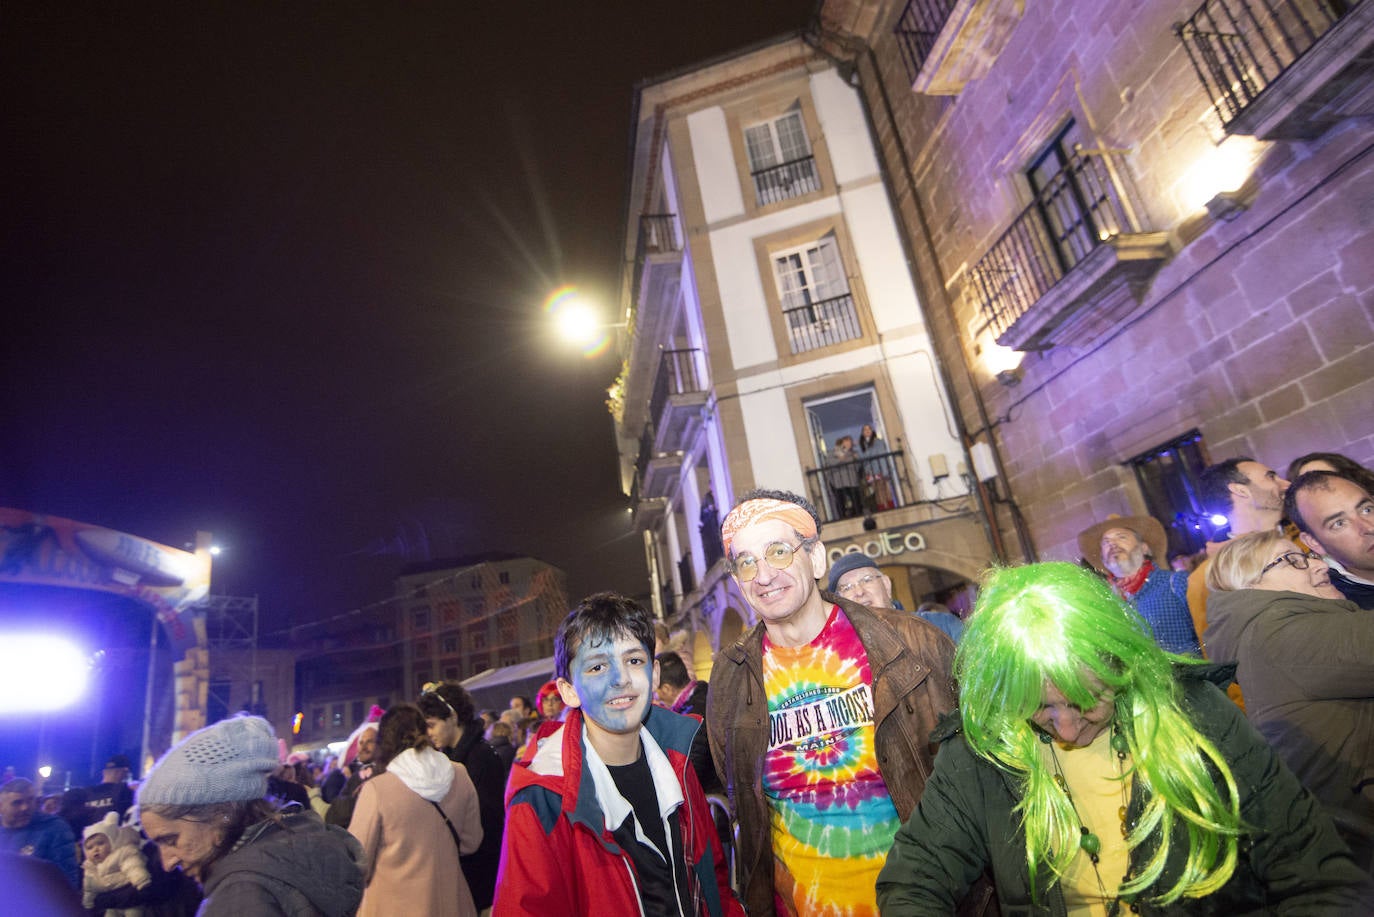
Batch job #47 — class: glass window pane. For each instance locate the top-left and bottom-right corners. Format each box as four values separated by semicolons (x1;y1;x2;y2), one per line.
745;124;777;170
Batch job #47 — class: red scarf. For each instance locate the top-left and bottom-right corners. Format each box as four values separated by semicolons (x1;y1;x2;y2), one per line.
1110;559;1154;600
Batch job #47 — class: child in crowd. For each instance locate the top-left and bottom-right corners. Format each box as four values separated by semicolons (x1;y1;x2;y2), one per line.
493;592;742;916
82;812;150;915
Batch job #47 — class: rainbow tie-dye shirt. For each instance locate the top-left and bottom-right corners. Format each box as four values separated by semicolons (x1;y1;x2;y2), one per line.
762;605;899;917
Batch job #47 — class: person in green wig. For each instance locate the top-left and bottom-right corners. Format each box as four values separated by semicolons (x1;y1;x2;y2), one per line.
876;561;1369;915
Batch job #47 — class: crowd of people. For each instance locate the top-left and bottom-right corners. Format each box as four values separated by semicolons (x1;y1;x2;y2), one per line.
3;450;1371;916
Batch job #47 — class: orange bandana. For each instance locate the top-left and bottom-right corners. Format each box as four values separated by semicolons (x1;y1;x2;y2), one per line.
720;498;817;558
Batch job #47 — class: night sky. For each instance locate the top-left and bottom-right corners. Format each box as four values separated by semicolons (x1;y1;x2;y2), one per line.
3;3;816;629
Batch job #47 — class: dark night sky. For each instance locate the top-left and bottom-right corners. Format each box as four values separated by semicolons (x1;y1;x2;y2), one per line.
2;3;816;628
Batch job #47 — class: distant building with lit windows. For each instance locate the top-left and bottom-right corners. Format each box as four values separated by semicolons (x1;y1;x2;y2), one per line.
612;34;1003;673
811;0;1373;563
292;553;568;750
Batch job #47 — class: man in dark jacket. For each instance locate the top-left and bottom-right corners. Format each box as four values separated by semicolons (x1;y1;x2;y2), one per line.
419;681;506;913
1287;470;1374;609
707;489;957;917
655;651;720;795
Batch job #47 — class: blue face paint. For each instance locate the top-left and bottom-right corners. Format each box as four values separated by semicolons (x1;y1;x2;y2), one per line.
568;630;653;735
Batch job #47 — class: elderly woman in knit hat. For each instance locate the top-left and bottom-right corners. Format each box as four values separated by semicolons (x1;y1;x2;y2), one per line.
136;715;365;916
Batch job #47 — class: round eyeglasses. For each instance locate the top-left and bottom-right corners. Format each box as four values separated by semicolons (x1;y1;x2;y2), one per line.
730;538;814;582
1259;551;1312;577
835;572;882;597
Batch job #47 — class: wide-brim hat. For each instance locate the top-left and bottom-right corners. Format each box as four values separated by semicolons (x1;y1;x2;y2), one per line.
1077;514;1168;574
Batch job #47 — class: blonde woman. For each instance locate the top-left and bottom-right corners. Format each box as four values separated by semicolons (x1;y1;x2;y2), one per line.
1208;530;1374;866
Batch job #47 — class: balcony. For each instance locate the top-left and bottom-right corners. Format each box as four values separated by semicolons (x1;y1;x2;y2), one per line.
784;293;863;355
751;156;821;206
968;148;1170;352
805;446;915;525
1176;0;1374;140
648;348;708;449
893;0;1024;94
632;212;683;313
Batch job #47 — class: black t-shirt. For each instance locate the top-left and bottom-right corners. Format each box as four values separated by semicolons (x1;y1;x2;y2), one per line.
605;750;690;916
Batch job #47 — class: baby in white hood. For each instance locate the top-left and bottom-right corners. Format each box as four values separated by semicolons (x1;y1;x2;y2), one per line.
82;811;151;915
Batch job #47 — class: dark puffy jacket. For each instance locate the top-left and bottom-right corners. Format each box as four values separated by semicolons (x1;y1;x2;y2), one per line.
200;809;364;916
440;720;507;911
877;672;1371;915
706;594;957;916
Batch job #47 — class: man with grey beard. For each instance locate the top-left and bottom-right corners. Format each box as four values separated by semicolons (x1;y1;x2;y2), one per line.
1079;514;1200;656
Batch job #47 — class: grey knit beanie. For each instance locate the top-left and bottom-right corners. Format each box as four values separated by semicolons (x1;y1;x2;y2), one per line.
137;716;279;807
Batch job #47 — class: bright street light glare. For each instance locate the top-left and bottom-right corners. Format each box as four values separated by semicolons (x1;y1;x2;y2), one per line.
0;634;89;713
554;299;601;346
210;545;222;556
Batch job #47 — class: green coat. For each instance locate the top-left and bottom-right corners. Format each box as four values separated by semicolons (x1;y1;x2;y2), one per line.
877;673;1369;915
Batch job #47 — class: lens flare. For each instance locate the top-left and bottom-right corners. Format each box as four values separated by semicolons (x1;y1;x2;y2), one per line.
545;285;612;358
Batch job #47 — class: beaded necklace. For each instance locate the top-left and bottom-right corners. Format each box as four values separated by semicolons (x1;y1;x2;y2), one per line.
1040;726;1139;916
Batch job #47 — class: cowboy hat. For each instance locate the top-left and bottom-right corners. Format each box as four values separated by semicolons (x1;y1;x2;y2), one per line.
1077;514;1169;574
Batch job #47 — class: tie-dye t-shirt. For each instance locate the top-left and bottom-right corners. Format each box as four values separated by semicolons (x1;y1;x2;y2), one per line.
762;605;899;917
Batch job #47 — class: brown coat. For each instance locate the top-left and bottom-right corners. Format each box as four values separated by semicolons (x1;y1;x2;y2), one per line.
706;594;958;916
349;762;483;917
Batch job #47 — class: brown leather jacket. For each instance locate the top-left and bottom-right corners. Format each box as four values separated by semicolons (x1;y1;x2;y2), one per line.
705;594;958;916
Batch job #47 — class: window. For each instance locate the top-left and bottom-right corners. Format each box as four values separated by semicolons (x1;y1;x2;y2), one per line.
351;700;364;724
413;609;431;632
498;610;518;644
771;233;861;354
498;570;510;585
441;634;459;655
1129;431;1214;558
744;107;820;205
498;648;522;668
313;707;326;730
470;651;491;673
1026;122;1119;275
443;665;461;681
467;621;488;651
803;388;905;522
331;704;344;727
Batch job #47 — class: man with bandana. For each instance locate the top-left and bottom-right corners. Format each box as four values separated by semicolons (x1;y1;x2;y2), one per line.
706;489;957;917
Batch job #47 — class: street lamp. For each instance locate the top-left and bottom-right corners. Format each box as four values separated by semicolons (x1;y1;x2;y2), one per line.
545;285;626;357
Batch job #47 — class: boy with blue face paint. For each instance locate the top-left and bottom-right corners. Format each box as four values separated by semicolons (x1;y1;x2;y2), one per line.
492;592;743;917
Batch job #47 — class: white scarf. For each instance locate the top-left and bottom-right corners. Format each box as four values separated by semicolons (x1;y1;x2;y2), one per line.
385;746;454;802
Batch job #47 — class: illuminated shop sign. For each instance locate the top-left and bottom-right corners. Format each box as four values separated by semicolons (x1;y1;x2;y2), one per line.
828;529;927;563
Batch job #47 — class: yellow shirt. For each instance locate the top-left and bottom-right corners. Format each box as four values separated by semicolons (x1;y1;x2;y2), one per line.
1038;729;1132;917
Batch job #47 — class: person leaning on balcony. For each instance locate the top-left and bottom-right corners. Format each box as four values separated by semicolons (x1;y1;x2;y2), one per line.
827;435;863;518
705;489;960;917
857;424;894;511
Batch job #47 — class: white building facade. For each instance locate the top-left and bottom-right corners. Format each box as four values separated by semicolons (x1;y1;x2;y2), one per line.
613;36;1002;674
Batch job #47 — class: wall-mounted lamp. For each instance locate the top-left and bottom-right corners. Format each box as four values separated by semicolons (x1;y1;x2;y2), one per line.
1205;190;1249;222
995;366;1024;387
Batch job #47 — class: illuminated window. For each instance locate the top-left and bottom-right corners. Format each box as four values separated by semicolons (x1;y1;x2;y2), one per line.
1129;430;1214;557
745;107;819;205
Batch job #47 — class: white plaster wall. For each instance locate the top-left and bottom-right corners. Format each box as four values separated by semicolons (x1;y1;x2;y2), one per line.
885;336;967;497
810;69;879;186
710;196;844;370
840;183;924;335
687;107;744;224
737;383;807;494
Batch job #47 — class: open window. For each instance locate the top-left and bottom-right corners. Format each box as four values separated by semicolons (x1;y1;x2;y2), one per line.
744;105;821;205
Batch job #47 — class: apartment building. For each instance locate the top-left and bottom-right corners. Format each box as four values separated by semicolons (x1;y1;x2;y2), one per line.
613;35;1002;671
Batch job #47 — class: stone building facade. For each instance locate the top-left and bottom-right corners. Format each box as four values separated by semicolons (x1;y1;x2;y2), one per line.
813;0;1374;561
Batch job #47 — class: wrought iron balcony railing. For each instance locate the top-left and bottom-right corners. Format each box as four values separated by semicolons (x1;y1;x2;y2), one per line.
783;293;863;355
647;348;704;428
1175;0;1354;131
805;447;913;524
751;156;821;206
969;148;1146;340
894;0;958;80
631;212;681;307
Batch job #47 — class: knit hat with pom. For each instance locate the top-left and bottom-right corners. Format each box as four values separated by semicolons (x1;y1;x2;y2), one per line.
137;716;279;807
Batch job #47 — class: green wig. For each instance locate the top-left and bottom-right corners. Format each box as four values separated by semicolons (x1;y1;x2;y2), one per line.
956;562;1241;905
